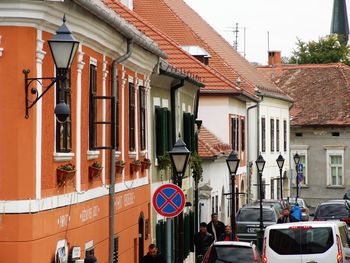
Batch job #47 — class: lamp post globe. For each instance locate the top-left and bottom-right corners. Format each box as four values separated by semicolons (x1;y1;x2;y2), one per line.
48;16;79;123
226;151;240;240
168;137;191;179
226;151;240;175
293;153;300;166
48;16;79;71
255;154;266;174
294;153;301;202
276;153;285;200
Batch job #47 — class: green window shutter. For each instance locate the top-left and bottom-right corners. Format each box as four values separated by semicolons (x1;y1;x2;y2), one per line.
191;115;195;152
167;109;173;151
184;213;190;258
155;107;165;157
183;112;192;151
189;211;195;252
163;108;169;152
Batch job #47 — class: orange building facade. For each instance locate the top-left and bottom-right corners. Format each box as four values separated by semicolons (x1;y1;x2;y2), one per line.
0;2;165;262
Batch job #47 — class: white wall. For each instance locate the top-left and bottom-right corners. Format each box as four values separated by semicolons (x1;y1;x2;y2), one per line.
198;96;246;144
200;158;231;224
249;97;291;200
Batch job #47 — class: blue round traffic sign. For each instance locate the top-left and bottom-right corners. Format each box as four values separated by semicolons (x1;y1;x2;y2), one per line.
152;184;186;218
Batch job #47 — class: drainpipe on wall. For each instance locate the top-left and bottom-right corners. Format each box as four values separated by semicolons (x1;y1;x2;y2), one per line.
109;38;133;263
171;80;185;143
246;103;258;204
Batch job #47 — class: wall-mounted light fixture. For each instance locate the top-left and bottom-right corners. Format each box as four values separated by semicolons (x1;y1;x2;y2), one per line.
24;15;79;122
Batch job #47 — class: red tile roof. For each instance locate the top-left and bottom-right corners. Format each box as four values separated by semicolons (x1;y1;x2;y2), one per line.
134;0;291;101
258;63;350;126
198;127;232;158
103;0;241;92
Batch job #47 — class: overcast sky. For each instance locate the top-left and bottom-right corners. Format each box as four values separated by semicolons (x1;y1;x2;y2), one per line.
184;0;337;65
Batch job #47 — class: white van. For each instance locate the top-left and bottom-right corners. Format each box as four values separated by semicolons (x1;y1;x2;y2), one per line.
262;221;350;263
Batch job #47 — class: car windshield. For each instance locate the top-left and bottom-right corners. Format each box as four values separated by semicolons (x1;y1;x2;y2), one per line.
208;245;256;263
237;208;276;222
269;227;333;255
316;204;349;217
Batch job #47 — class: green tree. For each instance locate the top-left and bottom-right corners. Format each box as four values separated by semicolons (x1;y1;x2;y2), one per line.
289;35;350;65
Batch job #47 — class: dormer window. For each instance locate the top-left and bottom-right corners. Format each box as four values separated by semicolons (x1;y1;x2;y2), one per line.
181;45;211;65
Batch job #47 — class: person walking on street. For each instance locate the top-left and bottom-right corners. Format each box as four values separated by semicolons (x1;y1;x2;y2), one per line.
291;203;302;221
194;222;214;263
207;213;225;241
141;244;166;263
277;207;297;223
218;225;239;241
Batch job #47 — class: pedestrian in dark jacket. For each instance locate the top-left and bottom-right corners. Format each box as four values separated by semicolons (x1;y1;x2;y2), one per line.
277;207;297;223
218;225;239;241
207;213;226;241
141;244;166;263
194;222;214;263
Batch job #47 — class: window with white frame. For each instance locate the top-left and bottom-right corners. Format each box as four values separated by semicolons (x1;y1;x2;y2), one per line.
326;148;345;186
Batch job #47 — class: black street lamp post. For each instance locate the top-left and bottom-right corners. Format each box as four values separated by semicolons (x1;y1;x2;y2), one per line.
276;153;285;200
255;154;266;231
255;154;266;252
226;151;240;240
24;16;79;122
168;137;191;263
293;153;301;203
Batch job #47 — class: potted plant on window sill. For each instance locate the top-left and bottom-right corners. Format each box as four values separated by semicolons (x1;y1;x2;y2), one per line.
130;159;141;173
141;158;152;170
89;161;103;180
57;163;76;187
115;159;125;174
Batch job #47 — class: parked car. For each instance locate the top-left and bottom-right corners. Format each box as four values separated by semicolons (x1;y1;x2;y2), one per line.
313;199;350;231
262;221;350;263
284;197;310;221
202;241;261;263
252;199;286;214
236;205;279;243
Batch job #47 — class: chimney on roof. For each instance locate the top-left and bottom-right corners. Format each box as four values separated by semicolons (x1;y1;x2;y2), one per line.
268;51;281;66
331;0;349;45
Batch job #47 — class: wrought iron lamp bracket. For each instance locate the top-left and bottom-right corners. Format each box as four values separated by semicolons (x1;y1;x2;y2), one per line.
24;69;57;119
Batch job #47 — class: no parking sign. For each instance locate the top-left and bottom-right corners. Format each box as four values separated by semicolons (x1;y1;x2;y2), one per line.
152;184;186;218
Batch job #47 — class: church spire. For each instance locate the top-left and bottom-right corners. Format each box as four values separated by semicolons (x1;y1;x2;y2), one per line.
331;0;349;45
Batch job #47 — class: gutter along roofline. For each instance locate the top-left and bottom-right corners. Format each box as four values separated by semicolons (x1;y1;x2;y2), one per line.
73;0;167;59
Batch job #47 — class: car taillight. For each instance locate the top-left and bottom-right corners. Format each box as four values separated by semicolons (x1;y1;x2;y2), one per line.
336;235;343;263
341;217;350;224
262;237;267;263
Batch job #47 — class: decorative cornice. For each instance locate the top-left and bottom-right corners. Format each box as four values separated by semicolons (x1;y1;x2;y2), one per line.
36;37;46;64
77;45;85;73
102;58;109;81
